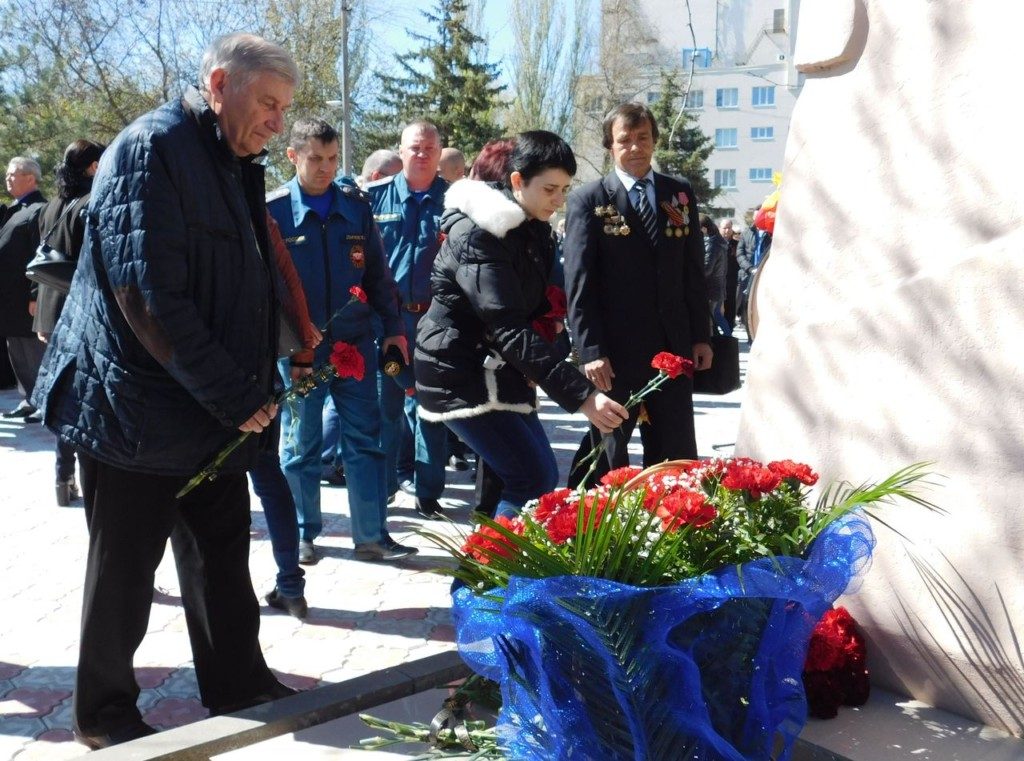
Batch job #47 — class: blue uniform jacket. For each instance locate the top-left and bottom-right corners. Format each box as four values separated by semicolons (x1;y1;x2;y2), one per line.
266;177;403;358
366;172;448;308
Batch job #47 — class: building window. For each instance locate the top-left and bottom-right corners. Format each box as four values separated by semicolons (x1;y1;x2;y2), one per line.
714;128;738;149
752;86;776;107
682;47;712;68
684;89;704;109
749;167;773;182
773;8;786;33
713;169;737;189
750;126;775;141
716;88;739;108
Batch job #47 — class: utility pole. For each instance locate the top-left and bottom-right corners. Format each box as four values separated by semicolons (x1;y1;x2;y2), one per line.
327;2;354;177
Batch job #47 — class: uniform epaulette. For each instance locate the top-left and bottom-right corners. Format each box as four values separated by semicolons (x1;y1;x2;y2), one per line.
339;183;370;203
364;175;396;192
265;186;289;203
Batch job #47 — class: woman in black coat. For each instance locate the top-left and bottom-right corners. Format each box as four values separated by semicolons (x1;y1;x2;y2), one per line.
415;131;627;517
34;139;104;505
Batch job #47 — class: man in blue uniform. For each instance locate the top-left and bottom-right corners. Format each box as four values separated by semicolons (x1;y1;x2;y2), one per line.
367;121;449;519
266;117;415;563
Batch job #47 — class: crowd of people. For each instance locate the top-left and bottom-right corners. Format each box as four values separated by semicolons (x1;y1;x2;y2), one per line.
0;31;767;750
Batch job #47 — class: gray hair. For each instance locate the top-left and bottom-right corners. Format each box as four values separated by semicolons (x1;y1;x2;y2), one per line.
360;149;401;180
200;33;300;93
7;156;42;182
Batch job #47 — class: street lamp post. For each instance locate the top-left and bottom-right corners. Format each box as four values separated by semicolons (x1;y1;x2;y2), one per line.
327;1;353;177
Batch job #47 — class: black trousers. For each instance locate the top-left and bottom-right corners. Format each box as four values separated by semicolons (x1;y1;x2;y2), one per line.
74;453;277;734
567;372;697;489
6;335;45;401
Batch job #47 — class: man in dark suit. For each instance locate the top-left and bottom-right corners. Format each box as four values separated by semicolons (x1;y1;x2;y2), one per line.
1;157;47;419
564;102;712;486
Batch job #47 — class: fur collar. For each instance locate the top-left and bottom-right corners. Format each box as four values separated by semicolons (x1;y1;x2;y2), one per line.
444;179;525;239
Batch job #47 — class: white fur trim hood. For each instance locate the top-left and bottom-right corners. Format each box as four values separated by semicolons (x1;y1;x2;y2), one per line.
444;179;525;239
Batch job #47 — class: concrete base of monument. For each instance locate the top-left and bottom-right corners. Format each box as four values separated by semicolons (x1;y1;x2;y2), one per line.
792;687;1024;761
86;654;1024;760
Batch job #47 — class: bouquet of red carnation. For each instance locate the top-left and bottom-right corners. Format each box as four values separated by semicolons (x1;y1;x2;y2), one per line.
803;606;870;719
177;338;364;497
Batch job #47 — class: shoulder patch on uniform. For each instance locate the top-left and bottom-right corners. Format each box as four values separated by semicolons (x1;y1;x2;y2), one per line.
339;183;370;203
265;186;289;203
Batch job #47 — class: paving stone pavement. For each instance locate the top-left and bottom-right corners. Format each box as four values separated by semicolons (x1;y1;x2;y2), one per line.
0;337;748;759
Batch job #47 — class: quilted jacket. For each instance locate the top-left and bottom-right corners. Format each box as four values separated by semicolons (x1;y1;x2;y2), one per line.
31;88;279;476
414;180;593;421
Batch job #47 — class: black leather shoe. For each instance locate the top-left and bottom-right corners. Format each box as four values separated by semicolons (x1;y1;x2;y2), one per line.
447;453;470;471
398;478;416;496
415;497;446;521
298;540;318;565
24;410;42;423
266;587;308;619
209;682;299;716
56;477;79;506
320;464;346;486
354;540;418;561
1;402;35;419
73;720;157;750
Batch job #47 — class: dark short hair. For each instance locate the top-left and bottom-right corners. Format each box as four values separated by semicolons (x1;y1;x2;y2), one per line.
469;138;516;182
699;214;719;236
508;130;576;184
289;117;339;152
602;102;660;150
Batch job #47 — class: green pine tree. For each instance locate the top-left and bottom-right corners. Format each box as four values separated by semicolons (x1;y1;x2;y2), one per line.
651;70;719;206
366;0;504;154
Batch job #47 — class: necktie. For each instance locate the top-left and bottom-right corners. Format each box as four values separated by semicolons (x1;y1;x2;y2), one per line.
633;178;658;246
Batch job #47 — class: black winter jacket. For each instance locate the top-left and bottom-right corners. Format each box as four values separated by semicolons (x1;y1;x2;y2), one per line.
32;88;279;476
33;193;90;334
414;181;593;421
0;189;46;336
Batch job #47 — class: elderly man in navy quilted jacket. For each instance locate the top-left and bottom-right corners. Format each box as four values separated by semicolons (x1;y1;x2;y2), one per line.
31;34;298;749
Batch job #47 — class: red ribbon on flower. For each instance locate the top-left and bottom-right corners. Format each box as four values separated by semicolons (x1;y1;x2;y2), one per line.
650;351;694;379
349;285;368;303
329;341;365;381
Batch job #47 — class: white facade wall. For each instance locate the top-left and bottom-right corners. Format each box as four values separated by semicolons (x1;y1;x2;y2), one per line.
578;0;801;219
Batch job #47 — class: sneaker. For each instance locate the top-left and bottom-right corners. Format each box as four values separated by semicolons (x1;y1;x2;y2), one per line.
1;402;35;419
298;540;318;565
265;587;308;619
353;541;418;562
56;477;79;507
415;497;446;521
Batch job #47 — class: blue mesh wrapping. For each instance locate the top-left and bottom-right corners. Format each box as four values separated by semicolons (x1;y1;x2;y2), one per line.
452;512;875;760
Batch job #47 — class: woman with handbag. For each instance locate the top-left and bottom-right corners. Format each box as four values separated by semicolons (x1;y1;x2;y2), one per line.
33;139;105;506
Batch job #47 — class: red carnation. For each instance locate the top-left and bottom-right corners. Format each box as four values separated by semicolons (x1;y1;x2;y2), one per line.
329;341;365;381
656;490;717;531
803;606;870;719
545;491;609;545
768;459;819;486
349;285;368;303
533;488;573;524
650;352;694;380
544;285;567;320
721;462;782;499
462;516;525;565
600;466;642;488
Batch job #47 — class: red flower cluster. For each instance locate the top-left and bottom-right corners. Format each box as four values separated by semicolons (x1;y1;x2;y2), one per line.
462;516;525;565
655;490;717;531
650;352;694;380
803;606;869;719
545;492;610;545
600;466;642;488
329;341;365;381
721;462;783;500
349;285;368;303
768;459;819;486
